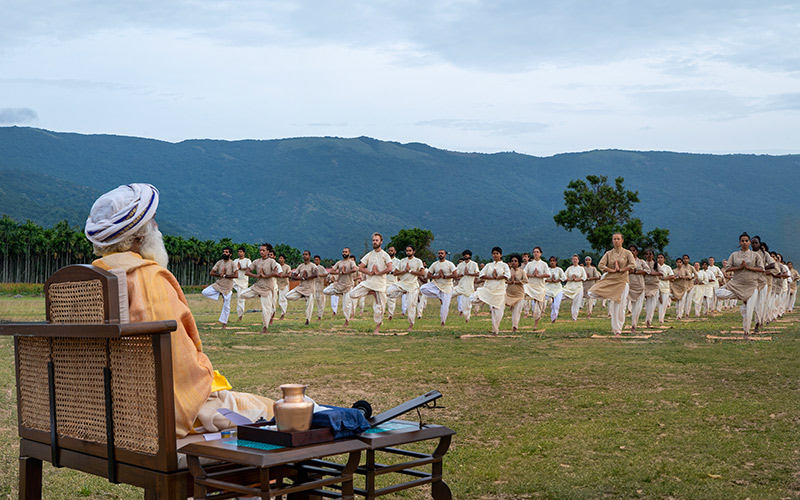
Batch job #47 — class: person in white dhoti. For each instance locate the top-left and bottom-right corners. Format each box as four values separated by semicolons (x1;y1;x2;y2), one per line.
324;248;358;324
655;253;673;324
521;253;533;317
627;245;649;332
716;232;764;337
588;233;635;336
312;255;328;320
691;262;709;317
202;247;237;328
238;244;281;333
788;262;799;312
468;247;510;335
706;257;724;312
582;256;601;317
563;255;586;321
386;245;426;331
420;250;458;326
642;249;661;328
544;256;566;323
346;233;393;334
452;250;480;320
232;247;252;321
681;255;697;319
276;255;292;320
286;250;318;325
385;246;401;320
523;247;550;330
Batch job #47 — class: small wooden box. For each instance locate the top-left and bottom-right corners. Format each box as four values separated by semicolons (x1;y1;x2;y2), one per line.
237;423;334;447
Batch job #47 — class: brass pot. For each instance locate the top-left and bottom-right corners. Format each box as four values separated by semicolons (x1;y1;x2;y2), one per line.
273;384;313;432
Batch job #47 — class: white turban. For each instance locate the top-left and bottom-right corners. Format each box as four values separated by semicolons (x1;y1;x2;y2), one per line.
85;183;160;248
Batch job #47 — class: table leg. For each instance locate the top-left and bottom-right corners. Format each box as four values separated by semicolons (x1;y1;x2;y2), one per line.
186;456;207;500
431;436;452;500
341;450;361;500
364;449;376;499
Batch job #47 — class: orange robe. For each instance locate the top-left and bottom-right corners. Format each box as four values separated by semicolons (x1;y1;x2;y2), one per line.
94;252;272;437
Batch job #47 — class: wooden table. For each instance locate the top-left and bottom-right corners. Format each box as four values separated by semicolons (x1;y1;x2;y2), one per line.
309;420;456;499
179;437;367;499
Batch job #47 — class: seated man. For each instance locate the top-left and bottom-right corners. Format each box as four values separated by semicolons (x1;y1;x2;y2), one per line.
85;183;273;438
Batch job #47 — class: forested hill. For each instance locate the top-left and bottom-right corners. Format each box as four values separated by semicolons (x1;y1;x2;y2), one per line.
1;126;799;260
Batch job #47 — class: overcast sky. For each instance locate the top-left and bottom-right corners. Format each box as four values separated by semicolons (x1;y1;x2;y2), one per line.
2;1;799;156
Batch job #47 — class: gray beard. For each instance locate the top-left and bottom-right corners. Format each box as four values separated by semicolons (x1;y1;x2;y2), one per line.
139;227;170;268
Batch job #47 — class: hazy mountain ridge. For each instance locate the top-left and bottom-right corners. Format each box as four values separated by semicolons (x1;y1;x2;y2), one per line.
1;126;798;260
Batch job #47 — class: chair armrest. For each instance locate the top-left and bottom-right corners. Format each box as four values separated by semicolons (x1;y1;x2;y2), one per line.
0;320;177;338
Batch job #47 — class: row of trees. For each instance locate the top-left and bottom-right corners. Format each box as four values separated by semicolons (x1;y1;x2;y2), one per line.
0;216;305;285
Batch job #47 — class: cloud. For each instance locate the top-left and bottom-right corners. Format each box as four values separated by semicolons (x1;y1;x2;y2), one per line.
0;108;38;124
416;118;548;135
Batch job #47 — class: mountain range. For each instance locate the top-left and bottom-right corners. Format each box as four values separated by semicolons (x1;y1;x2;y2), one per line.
1;126;798;261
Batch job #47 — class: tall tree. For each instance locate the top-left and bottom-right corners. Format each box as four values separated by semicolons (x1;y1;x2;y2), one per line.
387;228;435;262
553;175;669;253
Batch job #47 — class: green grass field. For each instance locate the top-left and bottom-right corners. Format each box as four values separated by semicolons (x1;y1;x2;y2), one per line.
1;294;799;499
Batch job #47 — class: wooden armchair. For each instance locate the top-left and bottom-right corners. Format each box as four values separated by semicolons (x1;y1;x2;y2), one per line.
0;264;196;499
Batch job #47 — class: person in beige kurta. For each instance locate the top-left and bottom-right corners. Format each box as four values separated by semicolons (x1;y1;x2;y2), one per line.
655;253;673;323
385;246;401;319
239;244;281;332
286;250;318;325
202;247;238;327
523;246;550;330
588;233;635;335
421;250;458;325
386;245;427;331
453;250;480;318
670;259;692;320
276;255;291;319
324;248;358;323
716;232;764;336
789;262;799;312
347;233;393;334
469;247;510;334
312;255;329;320
505;254;528;332
582;256;601;317
642;249;661;328
627;245;649;332
681;255;698;318
233;247;252;321
563;254;587;321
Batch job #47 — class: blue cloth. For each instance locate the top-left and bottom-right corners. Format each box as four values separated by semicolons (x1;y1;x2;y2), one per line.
311;405;371;439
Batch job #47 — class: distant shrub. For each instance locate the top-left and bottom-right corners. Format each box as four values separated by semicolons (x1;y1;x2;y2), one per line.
0;283;44;296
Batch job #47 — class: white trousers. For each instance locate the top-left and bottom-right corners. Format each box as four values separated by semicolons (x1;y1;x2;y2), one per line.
237;286;275;327
583;295;595;316
629;293;645;328
323;284;352;320
644;293;658;325
277;286;289;315
716;287;758;334
590;284;628;334
347;283;385;324
546;292;563;322
386;284;419;326
468;292;503;333
420;282;452;324
683;288;694;317
562;289;583;320
509;300;524;329
314;287;326;319
285;288;315;322
202;285;232;325
234;282;248;318
788;289;796;312
657;292;671;323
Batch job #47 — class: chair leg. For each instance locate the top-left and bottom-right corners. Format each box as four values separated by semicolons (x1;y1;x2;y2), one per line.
19;456;43;500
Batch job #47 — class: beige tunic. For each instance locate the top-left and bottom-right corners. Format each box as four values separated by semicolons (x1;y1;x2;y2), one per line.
360;249;392;292
475;260;510;309
396;257;424;292
453;260;480;295
628;258;649;301
590;248;635;303
563;265;586;299
545;266;566;298
314;264;328;292
331;259;357;294
248;258;280;295
644;261;660;297
523;260;549;302
657;264;674;294
583;265;600;295
211;259;236;294
277;263;291;289
429;260;457;294
757;249;774;288
293;262;317;296
791;269;799;292
386;257;401;284
505;267;528;307
670;266;692;300
233;257;252;289
721;249;763;301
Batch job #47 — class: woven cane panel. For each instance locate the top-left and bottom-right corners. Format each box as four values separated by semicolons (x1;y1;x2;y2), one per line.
109;337;160;455
52;338;107;444
17;337;52;431
49;280;105;324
